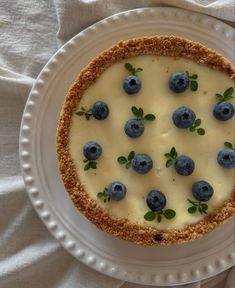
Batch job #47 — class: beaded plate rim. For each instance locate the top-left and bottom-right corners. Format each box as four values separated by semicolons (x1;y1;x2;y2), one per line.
19;7;235;286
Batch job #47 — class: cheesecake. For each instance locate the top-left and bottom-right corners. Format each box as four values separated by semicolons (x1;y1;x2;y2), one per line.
57;36;235;245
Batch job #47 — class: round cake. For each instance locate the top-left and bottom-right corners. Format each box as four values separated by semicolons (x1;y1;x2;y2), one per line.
57;36;235;245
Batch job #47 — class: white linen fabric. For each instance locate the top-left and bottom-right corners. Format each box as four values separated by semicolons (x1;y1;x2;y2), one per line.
0;0;234;287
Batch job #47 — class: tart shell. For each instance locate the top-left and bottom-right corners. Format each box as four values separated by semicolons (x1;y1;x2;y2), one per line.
57;36;235;245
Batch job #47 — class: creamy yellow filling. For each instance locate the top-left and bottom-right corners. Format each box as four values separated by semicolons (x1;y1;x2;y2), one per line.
69;55;234;230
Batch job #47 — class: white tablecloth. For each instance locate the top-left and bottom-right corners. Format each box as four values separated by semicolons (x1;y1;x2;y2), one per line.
0;1;234;287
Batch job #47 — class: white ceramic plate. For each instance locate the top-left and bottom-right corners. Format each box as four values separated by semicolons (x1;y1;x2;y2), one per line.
20;7;235;286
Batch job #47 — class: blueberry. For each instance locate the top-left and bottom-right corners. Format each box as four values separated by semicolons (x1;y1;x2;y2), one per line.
175;155;195;176
172;106;196;128
213;102;234;121
108;181;127;201
124;119;144;138
123;75;141;94
217;149;235;169
83;141;102;160
91;101;109;120
146;190;166;212
132;154;153;174
192;181;214;201
169;72;189;93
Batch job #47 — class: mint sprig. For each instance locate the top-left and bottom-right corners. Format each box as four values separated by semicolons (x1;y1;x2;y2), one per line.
131;106;156;122
144;209;176;222
125;63;143;76
117;151;135;169
187;199;208;214
189;118;205;136
164;147;178;167
76;106;92;120
97;187;110;203
83;159;97;171
186;71;198;91
216;87;234;103
224;141;235;150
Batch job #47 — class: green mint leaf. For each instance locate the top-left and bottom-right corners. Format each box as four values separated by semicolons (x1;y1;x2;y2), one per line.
197;128;205;135
195;119;201;127
132;106;140;118
138;108;144;118
157;214;162;223
144;211;156;221
118;156;127;164
166;159;174;168
144;114;156;122
188;206;197;214
201;203;208;211
83;159;89;163
84;162;91;171
90;161;97;169
125;162;132;169
125;63;134;73
186;71;189;77
128;151;135;161
165;147;178;165
170;147;177;158
223;87;233;98
97;188;110;203
125;63;143;75
190;74;198;80
224;95;234;102
76;111;85;116
163;209;176;219
135;68;143;73
85;113;91;120
189;126;196;132
198;206;203;214
76;106;92;120
190;80;198;91
224;142;233;149
97;192;104;199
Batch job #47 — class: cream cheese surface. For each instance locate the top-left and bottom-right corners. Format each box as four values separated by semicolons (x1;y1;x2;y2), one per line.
69;55;234;230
